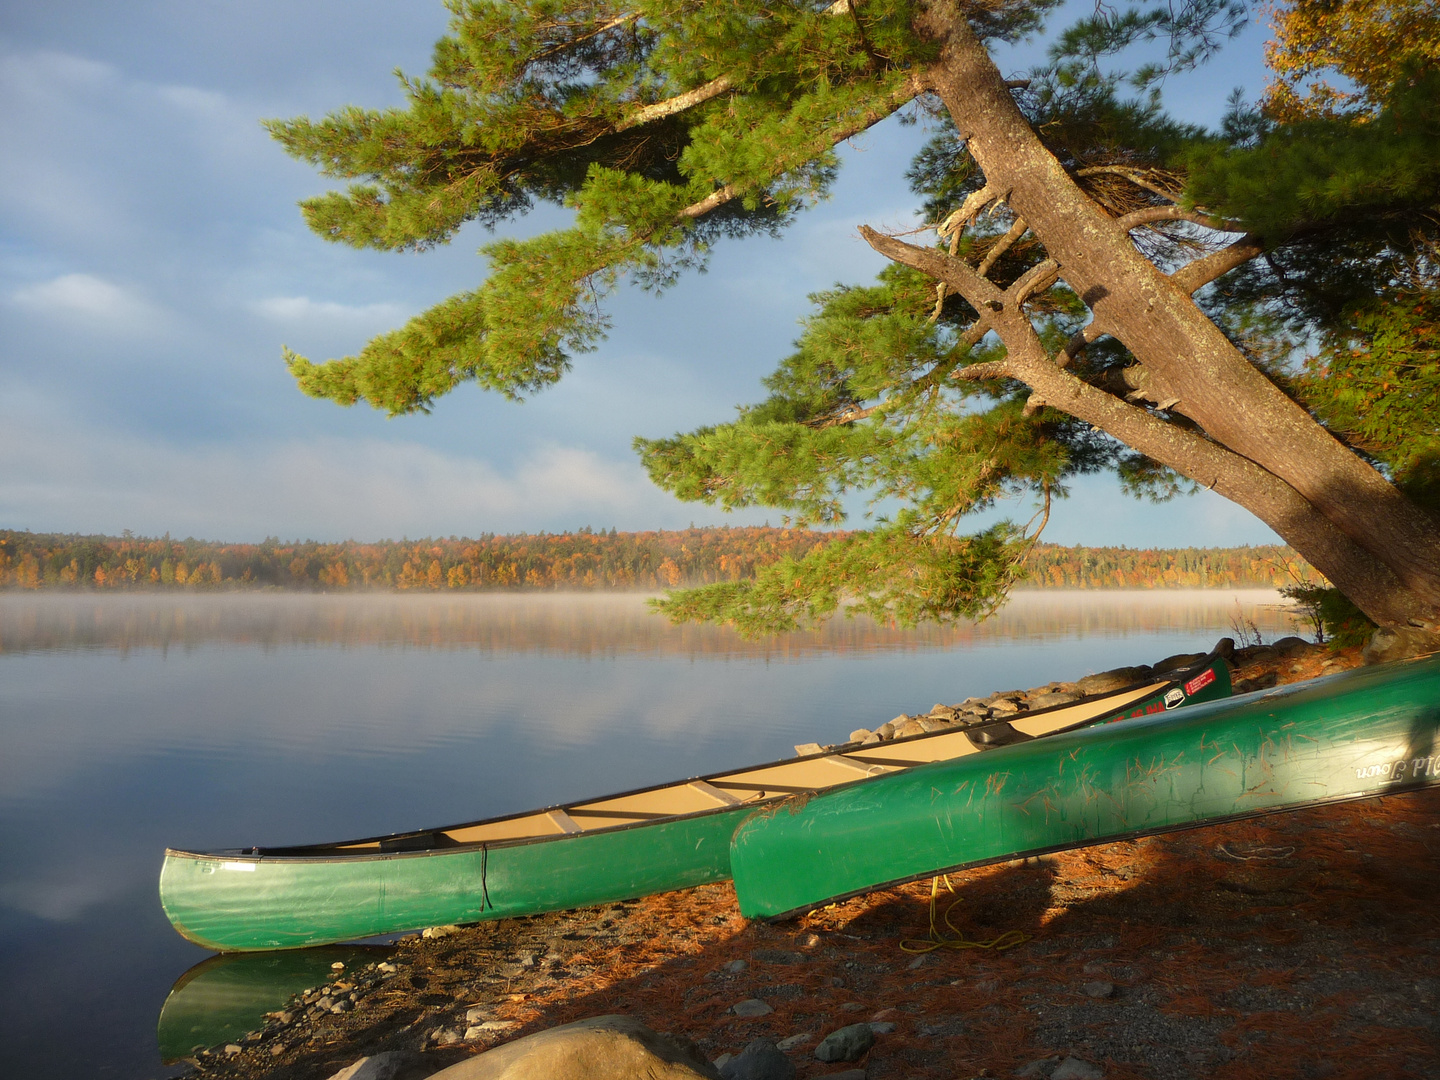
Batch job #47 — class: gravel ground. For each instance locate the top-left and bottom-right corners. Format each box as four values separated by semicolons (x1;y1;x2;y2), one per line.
180;643;1440;1080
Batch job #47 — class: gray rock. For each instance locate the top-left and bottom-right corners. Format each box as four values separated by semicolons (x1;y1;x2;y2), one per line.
327;1051;426;1080
731;999;774;1017
867;1022;896;1035
1152;651;1205;674
1028;691;1082;709
774;1034;811;1051
427;1015;721;1080
723;959;748;973
1052;1058;1105;1080
1014;1058;1060;1078
713;1055;733;1070
752;949;805;965
467;1007;488;1024
1076;666;1152;695
718;1038;795;1080
1081;980;1115;999
814;1023;875;1063
1364;626;1440;665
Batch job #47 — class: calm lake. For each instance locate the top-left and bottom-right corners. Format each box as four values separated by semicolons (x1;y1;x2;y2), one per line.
0;590;1297;1079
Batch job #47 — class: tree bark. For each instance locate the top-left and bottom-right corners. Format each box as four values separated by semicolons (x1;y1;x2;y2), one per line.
902;3;1440;625
860;226;1429;628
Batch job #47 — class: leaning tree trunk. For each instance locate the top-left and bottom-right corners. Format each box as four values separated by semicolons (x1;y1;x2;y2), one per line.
902;4;1440;630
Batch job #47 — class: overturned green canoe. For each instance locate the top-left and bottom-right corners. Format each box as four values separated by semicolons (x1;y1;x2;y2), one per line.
729;654;1440;921
160;656;1229;951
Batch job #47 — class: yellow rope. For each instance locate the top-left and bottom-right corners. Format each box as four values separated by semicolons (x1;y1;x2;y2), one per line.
900;876;1031;954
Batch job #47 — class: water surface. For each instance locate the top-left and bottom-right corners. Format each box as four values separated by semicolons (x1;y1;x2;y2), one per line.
0;590;1295;1078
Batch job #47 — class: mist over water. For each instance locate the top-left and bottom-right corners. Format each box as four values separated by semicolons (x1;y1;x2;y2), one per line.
0;590;1296;1079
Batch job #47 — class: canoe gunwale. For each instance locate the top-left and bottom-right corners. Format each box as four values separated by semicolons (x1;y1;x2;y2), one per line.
163;656;1227;867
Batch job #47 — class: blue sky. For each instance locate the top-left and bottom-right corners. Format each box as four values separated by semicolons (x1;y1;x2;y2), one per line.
0;0;1283;546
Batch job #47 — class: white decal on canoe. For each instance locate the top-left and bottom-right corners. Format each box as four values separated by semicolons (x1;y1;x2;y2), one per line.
220;861;258;872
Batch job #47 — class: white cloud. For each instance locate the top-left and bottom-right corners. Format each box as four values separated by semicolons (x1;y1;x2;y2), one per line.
9;272;168;331
0;397;691;539
252;295;408;327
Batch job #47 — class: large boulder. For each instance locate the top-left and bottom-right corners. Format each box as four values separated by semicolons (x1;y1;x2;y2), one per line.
327;1053;433;1080
428;1015;721;1080
1363;626;1440;666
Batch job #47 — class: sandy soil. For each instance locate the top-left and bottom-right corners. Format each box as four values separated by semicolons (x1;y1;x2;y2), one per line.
185;643;1440;1080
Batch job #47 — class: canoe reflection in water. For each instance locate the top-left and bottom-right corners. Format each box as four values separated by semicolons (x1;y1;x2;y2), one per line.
157;946;390;1063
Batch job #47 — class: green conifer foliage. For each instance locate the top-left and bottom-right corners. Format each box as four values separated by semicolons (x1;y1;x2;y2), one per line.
271;0;1440;636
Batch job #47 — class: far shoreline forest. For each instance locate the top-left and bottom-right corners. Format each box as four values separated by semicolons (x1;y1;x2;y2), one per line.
0;528;1312;593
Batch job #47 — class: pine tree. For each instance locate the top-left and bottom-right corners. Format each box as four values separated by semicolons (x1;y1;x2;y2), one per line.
269;0;1440;640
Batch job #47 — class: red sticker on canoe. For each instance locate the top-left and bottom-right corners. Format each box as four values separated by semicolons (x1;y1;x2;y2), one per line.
1184;668;1216;695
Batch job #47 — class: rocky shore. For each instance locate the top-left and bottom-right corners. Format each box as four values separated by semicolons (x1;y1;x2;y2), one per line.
173;639;1440;1080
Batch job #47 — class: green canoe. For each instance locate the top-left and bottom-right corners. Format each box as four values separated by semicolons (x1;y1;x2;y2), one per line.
160;655;1229;951
729;654;1440;921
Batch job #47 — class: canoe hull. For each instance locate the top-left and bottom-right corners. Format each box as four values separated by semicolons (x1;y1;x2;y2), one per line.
159;655;1231;951
161;805;742;952
730;656;1440;920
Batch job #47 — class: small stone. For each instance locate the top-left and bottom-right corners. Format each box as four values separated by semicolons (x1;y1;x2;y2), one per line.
1052;1057;1105;1080
714;1053;734;1069
875;722;896;738
330;961;346;971
375;962;398;974
719;1037;796;1080
331;998;352;1013
434;1028;462;1046
918;717;950;732
1029;691;1082;709
422;924;458;939
723;959;748;973
1077;666;1153;695
800;933;821;948
814;1023;875;1063
466;1007;487;1024
1081;981;1116;999
793;742;823;757
476;1020;519;1032
848;728;873;743
775;1034;812;1051
928;704;958;720
224;1044;243;1057
731;998;774;1017
988;697;1021;715
907;954;927;970
324;1051;423;1080
860;732;882;745
317;996;335;1010
464;1025;486;1041
840;1001;865;1011
1015;1057;1061;1078
868;1022;896;1034
893;720;926;738
521;954;536;967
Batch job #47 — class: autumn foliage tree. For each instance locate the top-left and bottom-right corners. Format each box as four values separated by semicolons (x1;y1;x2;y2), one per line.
270;0;1440;641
